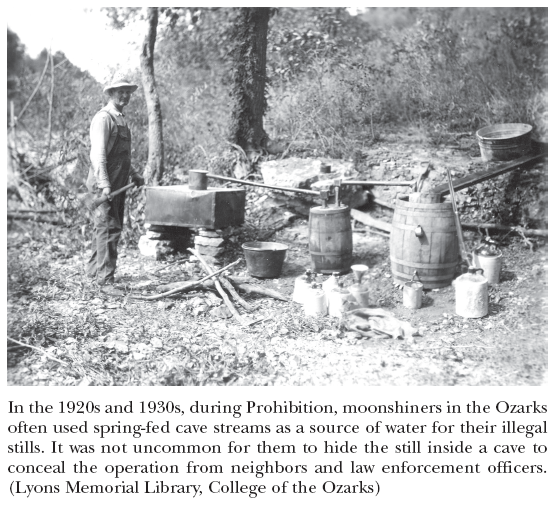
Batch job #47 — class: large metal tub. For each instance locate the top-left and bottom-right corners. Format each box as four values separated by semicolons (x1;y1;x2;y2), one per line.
145;185;246;229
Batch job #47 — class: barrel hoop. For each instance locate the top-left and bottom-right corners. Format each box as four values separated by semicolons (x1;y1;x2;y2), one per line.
393;206;454;215
395;198;451;210
310;206;350;215
310;251;352;257
392;269;455;282
390;256;458;269
391;222;457;232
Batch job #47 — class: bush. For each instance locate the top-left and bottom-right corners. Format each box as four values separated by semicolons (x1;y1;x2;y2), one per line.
267;7;548;158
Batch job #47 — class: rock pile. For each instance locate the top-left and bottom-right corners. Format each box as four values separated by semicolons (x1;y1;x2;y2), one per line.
138;224;193;261
194;228;227;266
138;225;233;265
259;157;368;216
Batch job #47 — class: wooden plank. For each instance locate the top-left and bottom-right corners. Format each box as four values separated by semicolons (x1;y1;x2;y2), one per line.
350;208;392;233
431;153;546;196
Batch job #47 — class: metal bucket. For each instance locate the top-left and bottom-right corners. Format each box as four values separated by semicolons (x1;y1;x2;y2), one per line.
403;281;423;309
476;123;532;162
242;241;288;278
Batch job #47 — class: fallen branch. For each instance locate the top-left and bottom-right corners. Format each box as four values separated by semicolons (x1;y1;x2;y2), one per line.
219;276;253;312
421;345;493;350
350;209;547;240
8;208;57;214
350;209;392;233
231;282;289;302
134;259;240;300
156;274;289;302
227;275;251;284
461;222;547;237
188;248;248;326
152;256;190;274
7;336;68;366
7;213;65;226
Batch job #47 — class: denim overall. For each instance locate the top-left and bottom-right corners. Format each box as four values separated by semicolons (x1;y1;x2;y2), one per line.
86;110;131;284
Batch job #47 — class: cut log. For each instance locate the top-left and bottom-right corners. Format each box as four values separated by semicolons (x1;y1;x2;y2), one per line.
461;222;548;237
350;209;392;233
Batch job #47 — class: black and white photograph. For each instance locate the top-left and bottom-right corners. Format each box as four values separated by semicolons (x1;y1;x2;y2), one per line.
6;6;548;387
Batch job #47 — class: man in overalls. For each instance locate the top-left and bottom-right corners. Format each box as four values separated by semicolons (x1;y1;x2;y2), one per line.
86;74;145;291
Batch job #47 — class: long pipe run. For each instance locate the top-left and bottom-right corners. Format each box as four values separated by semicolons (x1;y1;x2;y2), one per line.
206;173;414;195
207;173;320;196
341;180;415;187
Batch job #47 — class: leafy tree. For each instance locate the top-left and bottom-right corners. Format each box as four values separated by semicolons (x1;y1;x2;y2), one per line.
7;28;25;101
228;8;272;154
140;7;164;185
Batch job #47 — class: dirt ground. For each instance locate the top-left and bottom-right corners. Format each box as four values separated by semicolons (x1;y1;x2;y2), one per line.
6;133;548;386
6;214;548;387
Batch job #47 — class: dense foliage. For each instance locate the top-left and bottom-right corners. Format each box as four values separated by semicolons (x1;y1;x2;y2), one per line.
7;7;548;230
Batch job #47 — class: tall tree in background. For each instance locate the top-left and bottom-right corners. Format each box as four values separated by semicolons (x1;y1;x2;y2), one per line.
140;7;164;185
228;8;271;156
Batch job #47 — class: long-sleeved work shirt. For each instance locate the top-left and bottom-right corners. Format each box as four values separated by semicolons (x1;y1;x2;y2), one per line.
89;102;139;191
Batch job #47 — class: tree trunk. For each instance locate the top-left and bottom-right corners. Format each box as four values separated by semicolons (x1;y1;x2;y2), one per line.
140;7;164;185
229;7;270;154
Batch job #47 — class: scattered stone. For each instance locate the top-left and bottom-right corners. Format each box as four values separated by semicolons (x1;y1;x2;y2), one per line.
210;306;232;319
139;225;193;259
199;255;222;267
195;244;225;257
192;304;209;316
198;229;223;238
138;235;176;260
151;337;163;348
205;292;222;306
194;236;225;248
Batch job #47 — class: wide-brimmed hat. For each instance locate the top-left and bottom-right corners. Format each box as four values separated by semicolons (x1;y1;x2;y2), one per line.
103;72;138;94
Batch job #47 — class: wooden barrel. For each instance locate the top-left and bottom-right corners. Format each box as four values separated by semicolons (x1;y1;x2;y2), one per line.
390;195;458;289
309;205;352;274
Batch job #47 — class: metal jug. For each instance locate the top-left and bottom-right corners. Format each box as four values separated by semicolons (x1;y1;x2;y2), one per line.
453;267;488;318
292;269;313;304
304;283;328;317
322;272;340;307
328;282;350;318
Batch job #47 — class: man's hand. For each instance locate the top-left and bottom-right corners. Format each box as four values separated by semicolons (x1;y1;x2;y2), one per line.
132;174;145;187
102;187;112;201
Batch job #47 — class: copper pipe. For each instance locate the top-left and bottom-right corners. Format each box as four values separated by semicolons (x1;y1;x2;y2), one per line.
340;180;415;187
206;173;320;196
